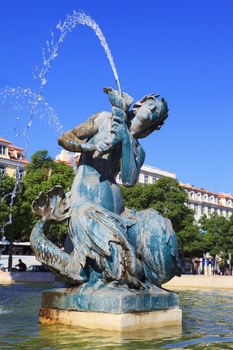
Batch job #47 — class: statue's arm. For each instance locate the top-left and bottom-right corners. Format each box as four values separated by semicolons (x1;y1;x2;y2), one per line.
120;125;145;186
111;108;145;186
58;117;98;152
103;87;145;185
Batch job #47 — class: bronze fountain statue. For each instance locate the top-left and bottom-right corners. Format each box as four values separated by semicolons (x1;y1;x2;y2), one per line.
30;85;181;330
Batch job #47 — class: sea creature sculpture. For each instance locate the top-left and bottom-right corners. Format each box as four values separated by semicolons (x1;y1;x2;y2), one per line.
30;87;181;288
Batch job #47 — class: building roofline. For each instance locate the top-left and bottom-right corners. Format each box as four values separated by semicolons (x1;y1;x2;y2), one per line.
0;137;12;145
188;198;233;210
180;183;233;200
141;164;177;179
0;156;29;165
9;145;24;151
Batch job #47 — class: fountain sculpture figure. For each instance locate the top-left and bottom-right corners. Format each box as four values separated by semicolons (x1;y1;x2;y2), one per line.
30;86;182;331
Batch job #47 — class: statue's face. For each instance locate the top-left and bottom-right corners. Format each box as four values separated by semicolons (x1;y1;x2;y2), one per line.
130;97;168;139
130;98;158;134
137;98;159;121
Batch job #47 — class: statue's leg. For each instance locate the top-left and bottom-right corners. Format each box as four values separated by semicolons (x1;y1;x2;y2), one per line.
127;209;180;286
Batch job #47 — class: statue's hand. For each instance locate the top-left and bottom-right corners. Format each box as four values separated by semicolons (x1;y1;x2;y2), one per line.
103;87;133;112
92;140;112;158
111;111;129;144
92;114;129;158
79;142;98;152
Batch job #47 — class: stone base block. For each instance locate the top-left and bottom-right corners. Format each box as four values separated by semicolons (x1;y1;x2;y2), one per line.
41;283;179;313
39;307;182;331
39;282;182;331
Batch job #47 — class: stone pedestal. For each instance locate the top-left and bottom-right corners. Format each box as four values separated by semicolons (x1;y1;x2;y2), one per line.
39;283;182;331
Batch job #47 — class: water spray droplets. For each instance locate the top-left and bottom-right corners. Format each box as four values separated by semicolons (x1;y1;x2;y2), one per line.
0;86;63;236
0;86;63;142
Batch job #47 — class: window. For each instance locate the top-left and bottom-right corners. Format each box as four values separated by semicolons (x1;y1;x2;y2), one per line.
144;175;148;184
152;177;157;184
0;145;6;155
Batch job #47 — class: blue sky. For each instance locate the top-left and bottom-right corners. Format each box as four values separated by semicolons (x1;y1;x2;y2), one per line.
0;0;232;194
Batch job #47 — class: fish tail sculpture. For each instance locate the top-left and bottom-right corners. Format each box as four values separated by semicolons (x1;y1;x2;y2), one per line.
30;186;87;284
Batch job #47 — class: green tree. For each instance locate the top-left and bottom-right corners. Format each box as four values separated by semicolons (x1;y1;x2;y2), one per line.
1;150;76;268
23;150;55;202
0;173;29;269
121;177;190;231
121;177;204;259
22;150;75;246
200;214;233;257
23;150;74;201
0;173;15;230
178;217;204;259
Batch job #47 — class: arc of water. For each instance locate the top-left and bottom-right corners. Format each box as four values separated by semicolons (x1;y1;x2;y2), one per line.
32;10;123;175
34;10;121;95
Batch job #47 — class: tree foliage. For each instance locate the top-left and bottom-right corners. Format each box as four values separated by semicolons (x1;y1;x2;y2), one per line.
0;150;75;247
23;150;74;202
22;150;75;245
200;214;233;258
0;174;15;232
121;177;204;258
0;174;28;242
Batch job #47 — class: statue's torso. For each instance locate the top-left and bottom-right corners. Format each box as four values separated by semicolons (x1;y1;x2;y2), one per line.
71;112;124;214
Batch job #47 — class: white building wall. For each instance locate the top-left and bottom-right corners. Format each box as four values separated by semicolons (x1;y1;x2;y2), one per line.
183;185;233;222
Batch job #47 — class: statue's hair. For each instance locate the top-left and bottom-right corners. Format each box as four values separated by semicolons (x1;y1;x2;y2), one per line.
132;93;161;109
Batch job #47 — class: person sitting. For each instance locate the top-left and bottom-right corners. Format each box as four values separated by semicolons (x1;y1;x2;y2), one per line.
15;259;27;272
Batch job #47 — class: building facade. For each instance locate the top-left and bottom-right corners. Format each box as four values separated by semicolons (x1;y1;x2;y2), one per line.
0;137;29;178
181;183;233;222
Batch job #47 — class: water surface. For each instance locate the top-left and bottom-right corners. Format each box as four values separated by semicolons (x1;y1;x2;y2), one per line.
1;284;233;349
